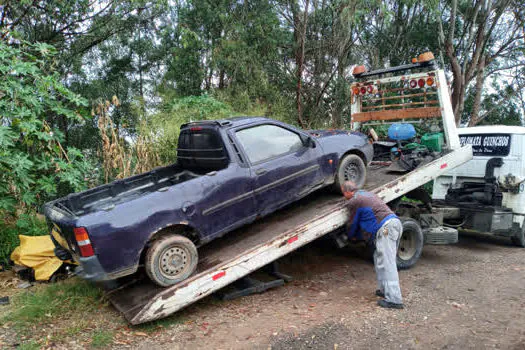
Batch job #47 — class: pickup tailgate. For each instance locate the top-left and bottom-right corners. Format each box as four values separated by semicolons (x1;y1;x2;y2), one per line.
44;202;83;261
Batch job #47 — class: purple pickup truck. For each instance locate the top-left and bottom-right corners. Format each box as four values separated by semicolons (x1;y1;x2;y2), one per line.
44;117;373;286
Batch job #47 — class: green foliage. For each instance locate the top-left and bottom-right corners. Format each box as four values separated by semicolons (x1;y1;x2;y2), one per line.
16;341;41;350
162;27;205;97
147;95;234;162
0;40;91;216
462;79;523;126
3;278;103;331
91;330;115;348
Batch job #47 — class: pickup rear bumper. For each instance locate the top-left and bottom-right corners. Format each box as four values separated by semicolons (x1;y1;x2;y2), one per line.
75;256;111;281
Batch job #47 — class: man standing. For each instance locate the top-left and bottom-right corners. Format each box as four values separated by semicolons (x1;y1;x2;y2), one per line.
342;181;404;309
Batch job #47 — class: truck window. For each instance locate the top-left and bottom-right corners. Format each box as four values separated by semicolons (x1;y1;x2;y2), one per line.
459;133;511;157
178;129;228;171
178;131;222;150
236;124;303;164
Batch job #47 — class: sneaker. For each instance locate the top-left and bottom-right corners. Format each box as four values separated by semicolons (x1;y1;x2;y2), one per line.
377;299;404;309
375;289;385;298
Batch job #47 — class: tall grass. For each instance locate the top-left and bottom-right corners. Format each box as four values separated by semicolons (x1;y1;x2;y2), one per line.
96;97;161;183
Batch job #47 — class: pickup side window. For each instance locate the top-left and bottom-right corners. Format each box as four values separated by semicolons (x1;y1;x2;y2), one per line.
236;124;303;164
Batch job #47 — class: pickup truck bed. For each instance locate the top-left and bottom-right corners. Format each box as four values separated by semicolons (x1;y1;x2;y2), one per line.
106;145;471;324
47;164;201;216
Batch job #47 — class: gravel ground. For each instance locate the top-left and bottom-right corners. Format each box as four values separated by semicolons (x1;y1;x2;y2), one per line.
125;233;525;350
3;232;523;349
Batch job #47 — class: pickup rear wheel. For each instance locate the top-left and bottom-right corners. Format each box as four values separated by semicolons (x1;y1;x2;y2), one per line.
145;235;198;287
334;154;367;193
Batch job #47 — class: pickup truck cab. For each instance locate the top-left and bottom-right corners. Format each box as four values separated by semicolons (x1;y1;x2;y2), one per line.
45;117;373;286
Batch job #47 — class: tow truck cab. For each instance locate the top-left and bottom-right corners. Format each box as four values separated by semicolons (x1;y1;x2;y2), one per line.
432;126;525;246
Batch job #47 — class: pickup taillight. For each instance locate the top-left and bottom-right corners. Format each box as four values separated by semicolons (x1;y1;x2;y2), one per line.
73;227;95;257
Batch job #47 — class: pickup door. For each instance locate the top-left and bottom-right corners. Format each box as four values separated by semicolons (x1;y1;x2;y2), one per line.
177;127;257;242
234;123;324;216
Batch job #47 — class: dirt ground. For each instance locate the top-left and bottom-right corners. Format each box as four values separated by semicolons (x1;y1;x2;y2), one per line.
115;233;525;350
2;232;524;349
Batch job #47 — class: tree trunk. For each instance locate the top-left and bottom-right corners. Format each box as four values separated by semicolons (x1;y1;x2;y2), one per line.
292;0;309;129
468;56;486;126
219;69;225;89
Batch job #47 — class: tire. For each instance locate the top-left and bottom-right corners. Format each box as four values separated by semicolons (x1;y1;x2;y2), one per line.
145;234;198;287
396;218;424;270
511;227;525;248
424;227;458;245
334;154;367;193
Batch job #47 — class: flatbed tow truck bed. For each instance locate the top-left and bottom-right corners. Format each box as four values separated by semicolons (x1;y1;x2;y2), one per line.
106;145;472;324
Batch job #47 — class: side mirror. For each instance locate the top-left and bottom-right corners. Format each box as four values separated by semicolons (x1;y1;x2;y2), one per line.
304;136;316;148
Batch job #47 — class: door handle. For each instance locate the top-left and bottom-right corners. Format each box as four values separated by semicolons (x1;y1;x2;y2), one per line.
255;168;267;175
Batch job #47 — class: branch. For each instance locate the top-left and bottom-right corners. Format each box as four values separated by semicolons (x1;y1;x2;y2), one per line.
488;35;525;65
1;0;37;40
315;64;337;107
56;0;116;36
486;63;525;77
447;0;458;45
0;2;8;28
481;0;513;54
460;1;481;74
474;77;520;124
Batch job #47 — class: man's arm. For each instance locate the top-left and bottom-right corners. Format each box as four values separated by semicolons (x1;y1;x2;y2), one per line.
346;201;362;239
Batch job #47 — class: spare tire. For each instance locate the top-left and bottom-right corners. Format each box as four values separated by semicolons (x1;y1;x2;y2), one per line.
334;154;367;193
396;218;424;270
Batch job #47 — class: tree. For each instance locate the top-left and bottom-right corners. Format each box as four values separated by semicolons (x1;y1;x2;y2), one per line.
437;0;525;125
0;41;91;214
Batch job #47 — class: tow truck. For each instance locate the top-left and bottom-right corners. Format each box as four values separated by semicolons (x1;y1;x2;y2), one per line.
106;53;473;325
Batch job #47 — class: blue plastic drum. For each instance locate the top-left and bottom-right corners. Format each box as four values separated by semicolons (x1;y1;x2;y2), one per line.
388;123;416;141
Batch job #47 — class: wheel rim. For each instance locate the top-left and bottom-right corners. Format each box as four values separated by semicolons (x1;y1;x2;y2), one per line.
398;230;417;260
343;162;360;182
158;245;190;279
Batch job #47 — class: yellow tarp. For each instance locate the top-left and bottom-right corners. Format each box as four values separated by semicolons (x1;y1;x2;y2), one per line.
10;235;63;281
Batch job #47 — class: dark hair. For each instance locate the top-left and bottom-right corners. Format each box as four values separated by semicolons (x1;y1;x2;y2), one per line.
341;181;359;193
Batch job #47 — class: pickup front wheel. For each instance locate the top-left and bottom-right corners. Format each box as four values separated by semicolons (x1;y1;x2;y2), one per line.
145;235;198;287
334;154;367;192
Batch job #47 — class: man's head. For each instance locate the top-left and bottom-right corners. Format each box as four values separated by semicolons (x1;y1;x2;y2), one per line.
342;181;359;200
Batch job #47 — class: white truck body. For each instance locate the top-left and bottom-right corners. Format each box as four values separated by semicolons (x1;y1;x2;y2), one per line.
433;126;525;239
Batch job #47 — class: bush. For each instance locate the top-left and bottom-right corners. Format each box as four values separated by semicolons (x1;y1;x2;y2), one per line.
146;95;234;163
0;41;91;214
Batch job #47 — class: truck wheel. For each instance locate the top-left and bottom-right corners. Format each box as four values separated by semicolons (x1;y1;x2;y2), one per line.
334;154;367;193
396;218;424;270
145;235;198;287
511;228;525;248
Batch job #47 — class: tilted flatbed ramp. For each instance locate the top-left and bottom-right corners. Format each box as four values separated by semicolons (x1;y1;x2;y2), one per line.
107;145;471;324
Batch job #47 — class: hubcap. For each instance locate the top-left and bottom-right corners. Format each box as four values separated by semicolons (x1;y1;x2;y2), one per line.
344;162;359;182
159;246;189;278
